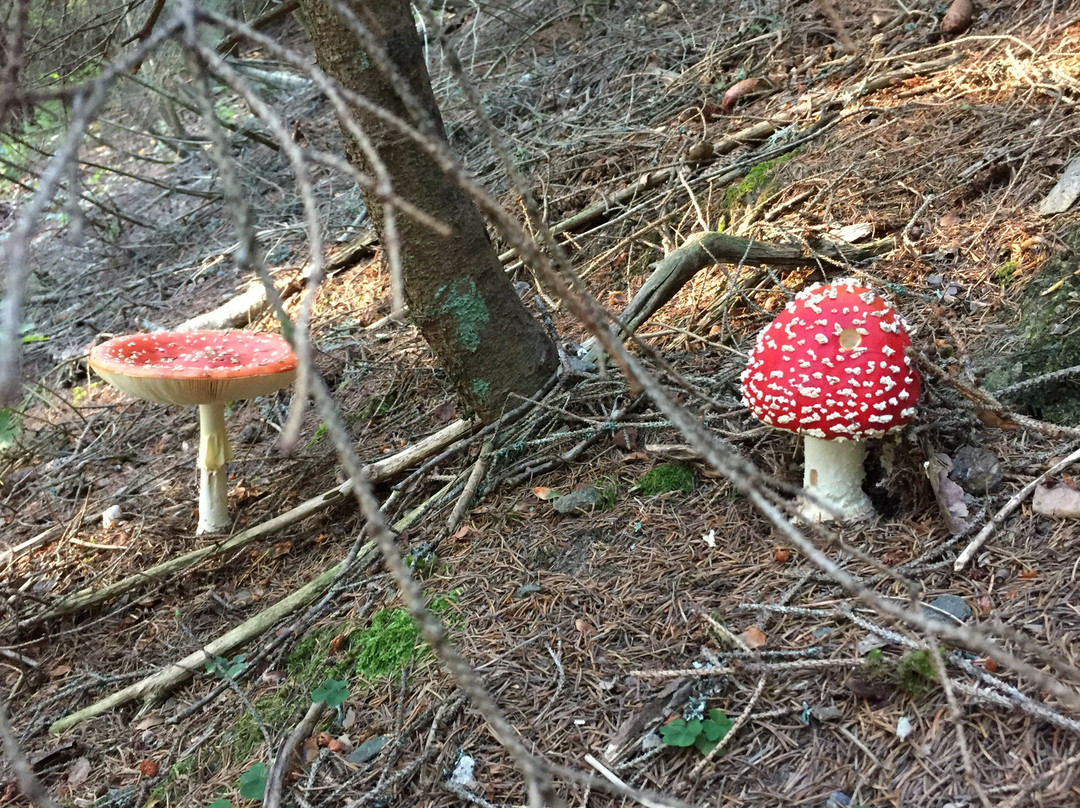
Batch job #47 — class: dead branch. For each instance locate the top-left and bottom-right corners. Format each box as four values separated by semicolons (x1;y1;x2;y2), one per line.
585;232;892;362
48;560;350;734
7;418;475;629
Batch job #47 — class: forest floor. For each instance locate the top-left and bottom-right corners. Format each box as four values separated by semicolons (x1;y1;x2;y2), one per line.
4;1;1080;807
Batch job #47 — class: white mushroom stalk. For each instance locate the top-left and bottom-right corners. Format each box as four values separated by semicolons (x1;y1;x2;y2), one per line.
741;279;920;523
198;402;235;534
89;330;297;535
800;434;872;523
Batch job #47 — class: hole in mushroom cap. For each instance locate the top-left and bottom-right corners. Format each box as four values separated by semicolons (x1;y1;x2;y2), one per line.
838;327;862;350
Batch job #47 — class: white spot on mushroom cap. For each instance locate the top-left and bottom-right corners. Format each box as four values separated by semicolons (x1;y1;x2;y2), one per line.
739;280;920;440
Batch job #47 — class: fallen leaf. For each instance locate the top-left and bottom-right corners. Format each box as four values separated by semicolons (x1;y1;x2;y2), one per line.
924;453;970;534
452;524;470;539
981;657;998;673
1019;569;1038;579
620;451;650;463
606;290;628;308
721;77;762;111
1033;483;1080;519
740;626;767;649
941;0;973;37
67;757;91;786
131;714;164;731
939;209;964;228
329;633;347;654
270;541;292;558
49;664;72;678
316;732;333;748
433;401;456;422
612;426;638;451
575;618;595;635
882;549;908;566
138;759;159;778
532;486;561;501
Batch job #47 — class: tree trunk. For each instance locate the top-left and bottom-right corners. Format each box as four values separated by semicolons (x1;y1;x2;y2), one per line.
298;0;559;422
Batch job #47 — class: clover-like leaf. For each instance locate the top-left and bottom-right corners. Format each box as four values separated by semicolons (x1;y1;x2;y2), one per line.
694;709;734;755
658;718;702;747
312;678;351;708
237;762;267;801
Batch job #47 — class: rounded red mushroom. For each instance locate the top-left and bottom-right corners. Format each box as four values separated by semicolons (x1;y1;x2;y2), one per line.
89;330;297;534
740;279;920;522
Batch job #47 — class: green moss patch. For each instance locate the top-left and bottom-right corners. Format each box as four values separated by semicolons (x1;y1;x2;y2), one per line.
638;463;695;495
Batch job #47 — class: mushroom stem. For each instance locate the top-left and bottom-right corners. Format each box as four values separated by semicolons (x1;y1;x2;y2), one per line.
799;435;874;522
196;403;234;534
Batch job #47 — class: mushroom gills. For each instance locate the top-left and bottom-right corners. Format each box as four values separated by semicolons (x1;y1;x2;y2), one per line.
798;434;874;523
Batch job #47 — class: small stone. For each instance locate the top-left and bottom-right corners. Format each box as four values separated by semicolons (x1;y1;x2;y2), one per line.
553;486;598;514
925;594;972;624
238;423;262;444
346;735;387;764
513;584;544;600
949;445;1002;494
812;705;843;722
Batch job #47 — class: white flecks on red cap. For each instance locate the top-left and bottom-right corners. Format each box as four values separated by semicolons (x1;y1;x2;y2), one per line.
89;330;298;406
740;279;920;441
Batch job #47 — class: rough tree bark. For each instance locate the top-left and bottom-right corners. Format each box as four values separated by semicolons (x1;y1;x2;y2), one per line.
298;0;559;422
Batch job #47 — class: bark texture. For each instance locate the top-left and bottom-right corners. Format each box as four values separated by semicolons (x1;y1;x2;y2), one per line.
299;0;558;421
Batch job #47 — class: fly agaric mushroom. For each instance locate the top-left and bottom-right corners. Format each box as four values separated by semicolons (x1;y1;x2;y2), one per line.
89;330;297;534
740;279;920;522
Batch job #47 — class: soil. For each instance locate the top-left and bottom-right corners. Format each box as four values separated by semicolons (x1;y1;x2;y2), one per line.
4;1;1080;807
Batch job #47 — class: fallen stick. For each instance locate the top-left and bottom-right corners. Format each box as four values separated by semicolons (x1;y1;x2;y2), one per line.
954;444;1080;571
585;232;892;362
49;560;351;734
10;418;475;628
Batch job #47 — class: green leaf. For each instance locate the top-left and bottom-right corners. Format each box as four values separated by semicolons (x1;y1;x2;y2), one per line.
311;678;350;708
658;718;702;747
238;762;268;800
0;409;20;450
204;654;247;679
694;709;734;755
206;801;232;808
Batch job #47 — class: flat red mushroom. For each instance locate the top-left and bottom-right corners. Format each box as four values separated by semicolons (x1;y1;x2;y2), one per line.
89;330;297;534
741;279;920;522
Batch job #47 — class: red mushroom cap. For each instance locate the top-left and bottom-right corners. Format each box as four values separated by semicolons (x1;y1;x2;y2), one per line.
740;279;920;440
89;330;297;405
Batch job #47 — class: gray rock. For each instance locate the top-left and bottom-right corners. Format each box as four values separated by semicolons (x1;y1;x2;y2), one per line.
553;486;598;514
949;445;1002;494
925;594;972;624
346;735;387;764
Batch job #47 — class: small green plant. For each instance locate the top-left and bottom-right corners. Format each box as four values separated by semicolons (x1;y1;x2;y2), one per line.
19;322;47;344
594;475;619;509
206;801;231;808
354;608;421;679
896;649;937;697
638;463;694;496
237;762;267;800
994;261;1019;285
205;654;248;679
150;756;194;801
723;152;797;209
862;647;940;697
0;408;20;451
311;678;350;708
305;422;328;449
659;709;734;756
